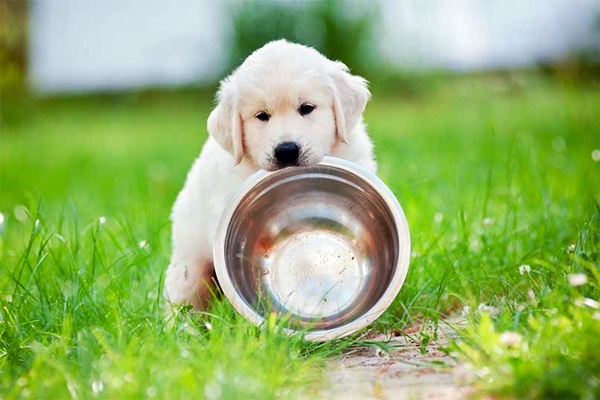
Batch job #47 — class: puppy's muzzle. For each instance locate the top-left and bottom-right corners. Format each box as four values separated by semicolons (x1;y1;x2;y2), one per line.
274;142;300;167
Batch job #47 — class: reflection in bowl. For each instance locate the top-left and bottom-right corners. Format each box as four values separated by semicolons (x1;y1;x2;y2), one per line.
214;157;410;341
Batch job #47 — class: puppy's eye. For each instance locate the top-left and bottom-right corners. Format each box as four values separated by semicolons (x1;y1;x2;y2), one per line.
298;103;316;116
255;111;270;122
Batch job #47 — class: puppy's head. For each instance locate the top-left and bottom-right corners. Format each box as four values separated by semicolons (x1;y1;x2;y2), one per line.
207;40;370;171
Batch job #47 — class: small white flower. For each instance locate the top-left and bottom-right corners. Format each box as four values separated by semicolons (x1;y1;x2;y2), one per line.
579;298;600;309
519;264;531;275
567;244;576;253
0;212;4;225
592;149;600;162
460;305;471;316
98;216;106;225
91;380;104;394
499;331;523;348
584;298;600;309
205;321;213;330
434;212;444;223
180;349;190;358
569;273;588;287
483;217;494;226
478;303;499;315
138;240;148;249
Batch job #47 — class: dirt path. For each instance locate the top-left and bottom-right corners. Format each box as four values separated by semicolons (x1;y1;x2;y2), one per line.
319;318;471;399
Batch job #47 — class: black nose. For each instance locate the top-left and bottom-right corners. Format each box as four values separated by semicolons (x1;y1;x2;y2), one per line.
274;142;300;166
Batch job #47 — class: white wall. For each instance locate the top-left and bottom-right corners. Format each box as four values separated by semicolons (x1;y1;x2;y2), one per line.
378;0;599;70
29;0;600;93
30;0;229;93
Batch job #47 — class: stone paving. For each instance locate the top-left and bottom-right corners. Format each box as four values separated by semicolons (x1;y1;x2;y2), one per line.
319;319;472;400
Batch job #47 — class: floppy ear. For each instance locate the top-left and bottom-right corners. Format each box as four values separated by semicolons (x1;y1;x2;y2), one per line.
329;62;371;144
207;79;245;164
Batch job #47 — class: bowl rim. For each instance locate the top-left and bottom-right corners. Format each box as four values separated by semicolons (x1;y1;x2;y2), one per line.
213;156;411;341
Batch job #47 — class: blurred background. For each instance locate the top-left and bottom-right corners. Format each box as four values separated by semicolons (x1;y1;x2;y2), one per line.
2;0;599;94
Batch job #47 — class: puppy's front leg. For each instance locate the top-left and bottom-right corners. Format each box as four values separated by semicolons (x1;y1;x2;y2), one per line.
164;256;217;311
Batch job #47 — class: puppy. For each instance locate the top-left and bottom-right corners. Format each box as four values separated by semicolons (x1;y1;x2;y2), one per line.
164;40;377;310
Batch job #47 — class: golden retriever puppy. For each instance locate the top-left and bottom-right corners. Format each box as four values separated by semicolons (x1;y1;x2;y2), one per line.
165;40;376;310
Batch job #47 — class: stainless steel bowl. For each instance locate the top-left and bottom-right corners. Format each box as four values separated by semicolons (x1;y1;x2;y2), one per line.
214;157;410;341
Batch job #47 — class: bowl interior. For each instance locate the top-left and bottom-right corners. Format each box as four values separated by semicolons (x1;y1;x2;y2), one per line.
221;163;401;331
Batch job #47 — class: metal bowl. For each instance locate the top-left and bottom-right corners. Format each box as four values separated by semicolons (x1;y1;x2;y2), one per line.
214;157;410;341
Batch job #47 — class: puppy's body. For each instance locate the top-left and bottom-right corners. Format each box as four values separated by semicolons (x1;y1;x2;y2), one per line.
165;40;377;309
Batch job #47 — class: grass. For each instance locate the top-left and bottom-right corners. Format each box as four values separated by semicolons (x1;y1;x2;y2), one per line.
1;73;599;398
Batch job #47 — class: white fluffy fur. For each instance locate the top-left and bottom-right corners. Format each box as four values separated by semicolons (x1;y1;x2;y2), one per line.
164;40;377;309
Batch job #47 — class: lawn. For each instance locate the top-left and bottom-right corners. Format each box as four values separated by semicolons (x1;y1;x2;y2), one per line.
1;73;599;399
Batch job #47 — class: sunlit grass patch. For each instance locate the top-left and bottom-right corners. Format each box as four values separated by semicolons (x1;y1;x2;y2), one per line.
1;74;599;398
453;208;600;399
0;211;335;399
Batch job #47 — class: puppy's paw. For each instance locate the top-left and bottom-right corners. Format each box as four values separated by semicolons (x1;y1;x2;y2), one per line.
164;259;218;311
